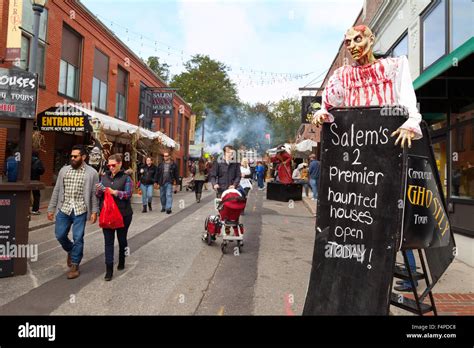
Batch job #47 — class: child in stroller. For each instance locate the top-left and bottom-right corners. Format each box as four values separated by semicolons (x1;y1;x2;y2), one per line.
203;188;247;254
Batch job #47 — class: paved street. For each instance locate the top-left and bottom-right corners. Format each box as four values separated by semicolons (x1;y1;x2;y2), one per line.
0;187;315;315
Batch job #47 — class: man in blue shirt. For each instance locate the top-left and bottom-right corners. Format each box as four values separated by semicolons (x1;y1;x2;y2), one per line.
308;154;320;201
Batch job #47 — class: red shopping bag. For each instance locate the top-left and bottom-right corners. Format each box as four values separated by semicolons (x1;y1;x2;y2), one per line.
99;188;125;229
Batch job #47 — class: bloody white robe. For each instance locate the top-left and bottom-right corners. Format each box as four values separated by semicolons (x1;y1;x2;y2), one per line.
314;56;422;139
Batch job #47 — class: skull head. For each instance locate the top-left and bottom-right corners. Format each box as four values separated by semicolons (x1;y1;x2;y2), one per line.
89;146;102;166
344;25;375;65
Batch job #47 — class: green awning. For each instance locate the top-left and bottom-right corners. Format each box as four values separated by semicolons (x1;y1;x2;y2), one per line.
414;37;474;90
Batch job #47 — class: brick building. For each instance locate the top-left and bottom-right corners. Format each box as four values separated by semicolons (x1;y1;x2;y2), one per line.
0;0;193;186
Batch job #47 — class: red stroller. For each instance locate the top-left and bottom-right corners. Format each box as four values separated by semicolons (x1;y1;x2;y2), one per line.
203;188;247;254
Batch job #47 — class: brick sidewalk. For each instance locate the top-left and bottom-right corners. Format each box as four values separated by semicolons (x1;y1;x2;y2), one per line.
431;293;474;315
404;293;474;315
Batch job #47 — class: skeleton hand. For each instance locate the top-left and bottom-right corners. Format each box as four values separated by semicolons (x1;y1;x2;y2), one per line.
391;128;416;148
312;113;331;127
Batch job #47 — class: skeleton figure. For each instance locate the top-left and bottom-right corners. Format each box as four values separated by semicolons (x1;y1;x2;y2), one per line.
313;25;422;148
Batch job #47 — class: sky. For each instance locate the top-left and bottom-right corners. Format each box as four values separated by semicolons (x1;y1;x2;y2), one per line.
81;0;364;104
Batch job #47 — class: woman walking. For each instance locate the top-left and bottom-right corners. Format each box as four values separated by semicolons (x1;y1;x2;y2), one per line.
191;158;207;203
139;157;157;213
96;154;133;281
240;158;252;214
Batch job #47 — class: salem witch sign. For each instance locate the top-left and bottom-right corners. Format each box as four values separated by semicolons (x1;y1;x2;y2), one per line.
152;91;173;116
0;67;38;119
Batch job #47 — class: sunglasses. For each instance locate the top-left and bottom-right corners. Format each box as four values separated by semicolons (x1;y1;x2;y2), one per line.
107;164;117;168
70;155;81;159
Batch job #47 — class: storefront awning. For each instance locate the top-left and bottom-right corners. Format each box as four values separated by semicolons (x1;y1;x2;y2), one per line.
73;105;178;149
414;37;474;90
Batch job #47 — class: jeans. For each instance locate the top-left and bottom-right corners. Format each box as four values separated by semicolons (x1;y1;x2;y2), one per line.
295;180;309;196
194;180;204;194
309;178;318;199
140;184;154;205
103;214;132;265
55;210;87;265
160;182;173;210
402;250;418;287
257;174;264;188
32;190;41;211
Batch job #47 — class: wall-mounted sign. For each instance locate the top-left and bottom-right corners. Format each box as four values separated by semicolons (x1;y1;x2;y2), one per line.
152;91;173;116
0;67;37;119
37;106;90;132
5;0;23;65
0;194;16;278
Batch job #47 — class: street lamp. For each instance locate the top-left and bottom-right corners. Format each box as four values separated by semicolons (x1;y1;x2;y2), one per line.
30;0;48;75
201;112;206;157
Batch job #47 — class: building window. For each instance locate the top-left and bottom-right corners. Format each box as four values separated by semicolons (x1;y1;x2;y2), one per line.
20;34;46;83
451;112;474;200
450;0;473;51
389;33;408;58
92;49;109;111
116;67;128;120
58;25;81;99
423;0;446;69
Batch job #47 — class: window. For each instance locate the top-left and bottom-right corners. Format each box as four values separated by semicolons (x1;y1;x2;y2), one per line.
92;49;109;111
116;67;128;120
20;34;46;83
450;112;474;200
59;25;82;99
390;33;408;58
423;0;446;69
450;0;474;51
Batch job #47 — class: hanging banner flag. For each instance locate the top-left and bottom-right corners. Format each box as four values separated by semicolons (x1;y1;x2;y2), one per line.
265;133;271;144
5;0;23;65
152;91;173;116
189;114;196;142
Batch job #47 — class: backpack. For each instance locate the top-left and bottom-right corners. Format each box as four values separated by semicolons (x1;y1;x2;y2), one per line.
32;157;45;176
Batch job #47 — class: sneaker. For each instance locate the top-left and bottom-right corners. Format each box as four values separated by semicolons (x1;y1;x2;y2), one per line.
166;209;172;214
161;208;166;213
31;211;41;215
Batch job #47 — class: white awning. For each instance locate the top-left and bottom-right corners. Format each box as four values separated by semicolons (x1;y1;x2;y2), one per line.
73;105;178;149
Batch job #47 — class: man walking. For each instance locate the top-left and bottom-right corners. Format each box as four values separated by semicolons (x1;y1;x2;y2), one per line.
47;145;99;279
308;154;320;201
209;145;241;198
155;152;179;214
31;150;45;215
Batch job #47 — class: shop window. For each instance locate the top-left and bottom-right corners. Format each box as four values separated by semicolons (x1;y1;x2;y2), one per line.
59;25;82;99
423;0;446;69
389;33;408;58
92;49;109;111
450;0;474;51
451;114;474;200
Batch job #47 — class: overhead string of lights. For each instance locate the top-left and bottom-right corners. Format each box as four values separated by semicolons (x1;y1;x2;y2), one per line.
95;13;315;87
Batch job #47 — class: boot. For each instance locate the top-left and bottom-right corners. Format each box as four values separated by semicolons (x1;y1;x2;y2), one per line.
118;251;125;270
67;253;72;268
104;263;113;281
142;205;147;213
67;264;80;279
148;202;152;211
196;193;201;203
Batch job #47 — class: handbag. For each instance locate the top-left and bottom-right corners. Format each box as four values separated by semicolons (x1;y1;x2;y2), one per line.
99;188;125;229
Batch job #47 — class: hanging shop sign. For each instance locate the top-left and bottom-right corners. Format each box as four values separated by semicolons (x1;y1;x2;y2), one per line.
37;106;90;132
152;91;174;116
0;67;38;119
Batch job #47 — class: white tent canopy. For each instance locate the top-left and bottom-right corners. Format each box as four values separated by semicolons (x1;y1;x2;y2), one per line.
267;140;317;157
73;105;178;149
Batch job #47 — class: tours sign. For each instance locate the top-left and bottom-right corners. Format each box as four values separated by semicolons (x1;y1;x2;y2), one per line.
37;106;90;133
0;67;38;119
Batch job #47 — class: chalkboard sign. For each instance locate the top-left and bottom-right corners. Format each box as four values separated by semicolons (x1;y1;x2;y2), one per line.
303;107;406;315
0;67;38;119
0;194;17;277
